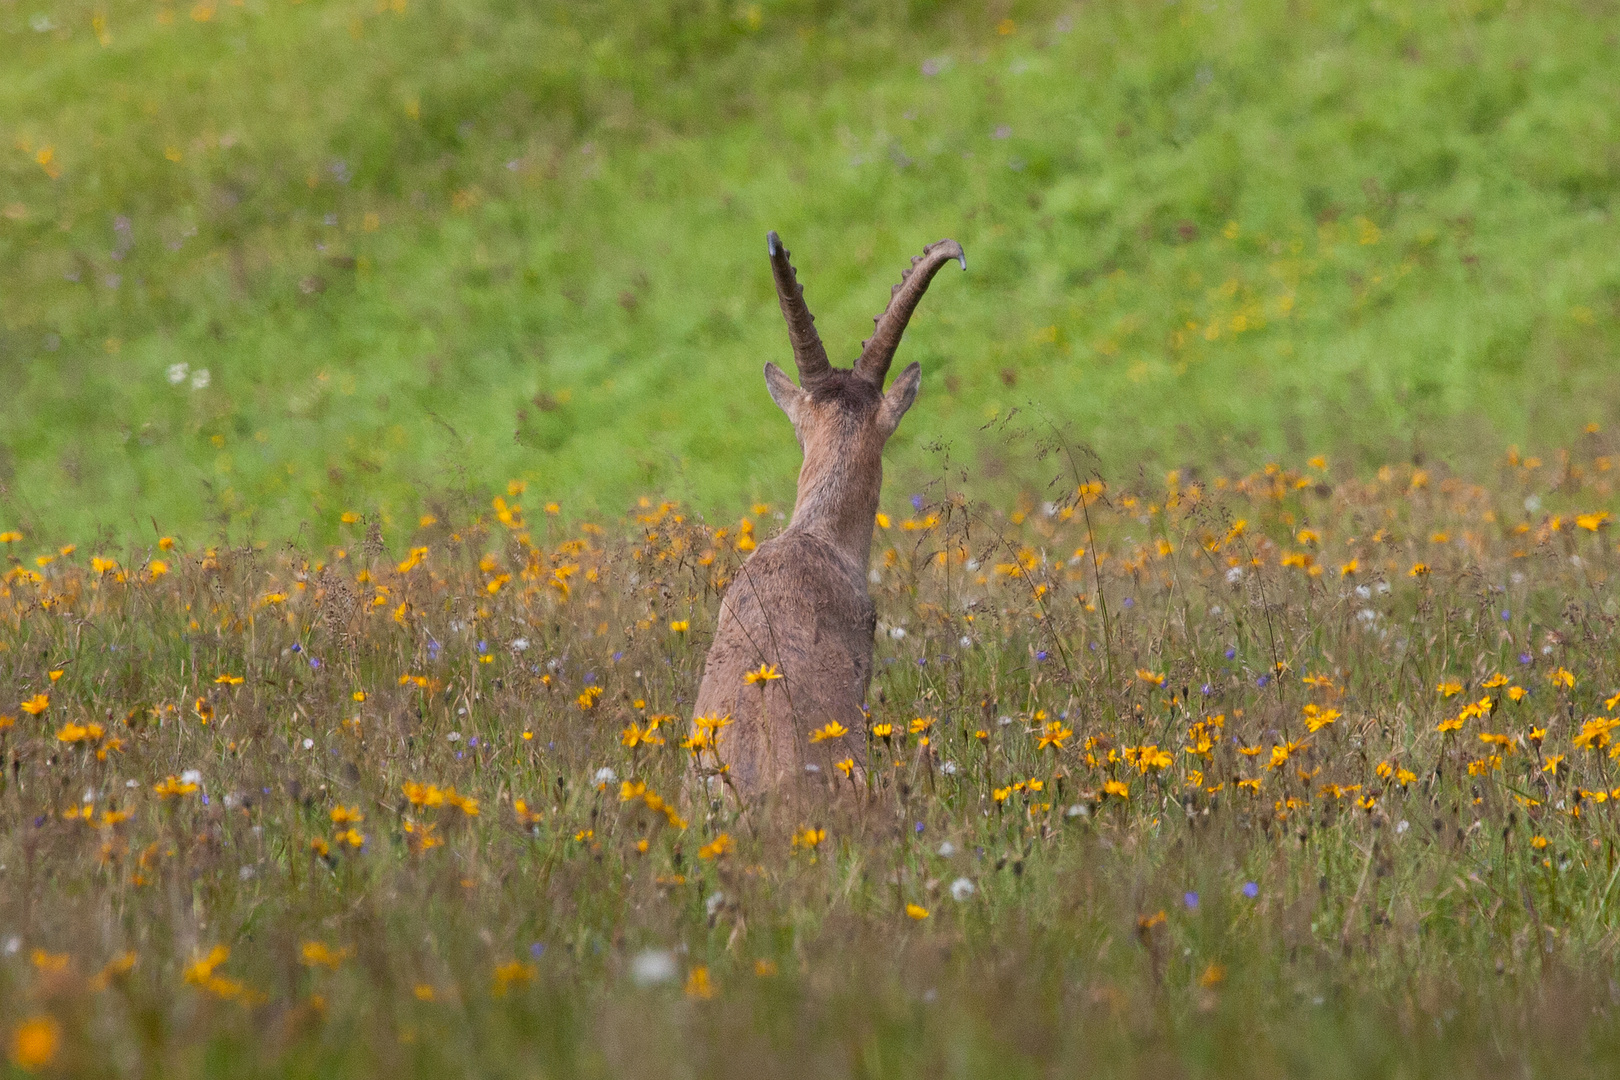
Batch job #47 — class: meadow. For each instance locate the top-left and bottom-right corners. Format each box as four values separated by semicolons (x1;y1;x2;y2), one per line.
9;0;1620;1075
6;437;1620;1076
3;0;1620;541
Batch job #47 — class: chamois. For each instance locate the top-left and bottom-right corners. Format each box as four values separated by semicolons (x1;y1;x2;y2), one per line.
691;231;965;801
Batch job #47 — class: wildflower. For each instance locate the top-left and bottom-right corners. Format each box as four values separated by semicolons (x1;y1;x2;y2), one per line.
330;805;364;825
905;903;929;920
669;620;689;633
698;833;734;860
9;1015;61;1071
744;663;782;684
1542;754;1565;773
1036;720;1074;750
684;966;715;999
1436;681;1463;698
492;961;536;997
336;827;365;849
1435;716;1464;734
1409;562;1430;577
809;720;848;743
1102;780;1130;798
19;694;48;715
1483;674;1509;689
834;758;854;777
1574;717;1620;750
1550;667;1575;690
1199;963;1226;988
1531;836;1550;850
1136;669;1166;688
1507;686;1528;702
909;716;936;735
299;942;354;969
792;826;826;850
992;786;1014;804
1236;778;1262;793
871;723;894;740
1302;704;1340;733
577;686;603;710
153;775;199;799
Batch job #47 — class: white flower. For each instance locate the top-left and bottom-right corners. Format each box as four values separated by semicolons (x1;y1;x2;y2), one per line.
950;877;976;902
959;636;973;648
631;949;676;986
166;362;189;384
889;626;907;640
937;840;956;857
705;891;725;917
939;760;959;776
302;738;314;749
190;368;210;389
594;766;617;785
180;769;202;786
511;638;530;652
1225;566;1244;584
1396;820;1410;835
447;731;461;742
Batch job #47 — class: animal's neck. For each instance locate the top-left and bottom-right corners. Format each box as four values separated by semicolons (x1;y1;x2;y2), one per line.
786;453;881;571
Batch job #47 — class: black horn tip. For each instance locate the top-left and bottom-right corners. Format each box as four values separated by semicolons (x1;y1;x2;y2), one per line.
767;231;781;256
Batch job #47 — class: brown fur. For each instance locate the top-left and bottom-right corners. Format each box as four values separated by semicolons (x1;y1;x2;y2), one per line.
692;234;963;803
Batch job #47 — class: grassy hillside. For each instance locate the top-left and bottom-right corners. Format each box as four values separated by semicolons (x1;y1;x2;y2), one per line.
3;0;1619;543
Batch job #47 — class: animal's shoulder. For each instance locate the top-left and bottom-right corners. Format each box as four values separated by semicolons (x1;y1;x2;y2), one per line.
726;532;866;611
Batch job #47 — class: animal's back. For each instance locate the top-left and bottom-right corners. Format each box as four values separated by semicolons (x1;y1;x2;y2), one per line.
693;530;873;797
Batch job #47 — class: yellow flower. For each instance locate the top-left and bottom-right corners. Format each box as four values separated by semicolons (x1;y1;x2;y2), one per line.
698;833;734;860
1408;562;1430;577
905;903;929;920
19;694;49;715
299;942;354;969
576;686;604;710
1530;835;1549;850
792;826;826;850
1037;721;1073;750
9;1015;61;1071
744;663;782;684
491;961;536;997
1102;779;1130;798
834;758;854;777
871;723;894;739
215;673;244;686
1436;681;1462;698
684;965;715;999
1136;669;1166;687
669;620;689;633
1483;673;1509;689
153;775;199;799
809;720;848;743
330;805;364;825
1549;667;1575;690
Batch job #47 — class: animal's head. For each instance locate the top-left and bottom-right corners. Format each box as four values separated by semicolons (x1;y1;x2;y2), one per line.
761;231;964;472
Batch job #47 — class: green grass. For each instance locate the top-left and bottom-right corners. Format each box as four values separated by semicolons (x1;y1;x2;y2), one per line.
4;0;1620;543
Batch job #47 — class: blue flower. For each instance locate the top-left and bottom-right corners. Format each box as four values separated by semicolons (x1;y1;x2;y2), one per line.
1501;610;1511;621
530;942;546;958
584;672;596;684
1256;674;1270;688
1183;891;1199;910
911;494;924;511
1201;683;1212;695
1519;653;1532;665
290;643;302;653
1122;597;1135;608
309;657;321;669
1225;646;1236;659
467;736;479;748
1242;881;1259;899
477;640;489;654
915;822;925;834
1035;650;1049;661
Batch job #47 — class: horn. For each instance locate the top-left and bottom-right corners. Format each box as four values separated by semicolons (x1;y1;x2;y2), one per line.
854;238;965;387
767;231;832;388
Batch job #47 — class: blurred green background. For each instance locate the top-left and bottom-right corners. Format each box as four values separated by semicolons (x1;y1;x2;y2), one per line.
3;0;1617;543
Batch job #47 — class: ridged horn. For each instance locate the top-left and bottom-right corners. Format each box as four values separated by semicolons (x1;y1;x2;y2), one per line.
854;239;965;387
766;231;832;388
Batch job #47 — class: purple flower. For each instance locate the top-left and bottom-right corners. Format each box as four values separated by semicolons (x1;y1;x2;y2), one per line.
530;942;546;958
1201;683;1212;695
915;822;925;834
613;651;624;662
201;794;210;805
309;657;321;669
291;643;302;653
477;640;489;654
1242;881;1259;899
467;736;479;748
1036;650;1049;662
1256;674;1270;688
1225;647;1236;659
1183;891;1199;910
1501;610;1511;621
427;640;441;661
1520;653;1533;665
911;494;924;511
584;672;597;685
1122;597;1135;608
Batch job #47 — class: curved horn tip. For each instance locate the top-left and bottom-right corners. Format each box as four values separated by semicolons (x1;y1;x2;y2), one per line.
767;231;781;256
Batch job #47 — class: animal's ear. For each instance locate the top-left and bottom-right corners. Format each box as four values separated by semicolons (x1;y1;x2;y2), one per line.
876;361;921;437
764;362;808;425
